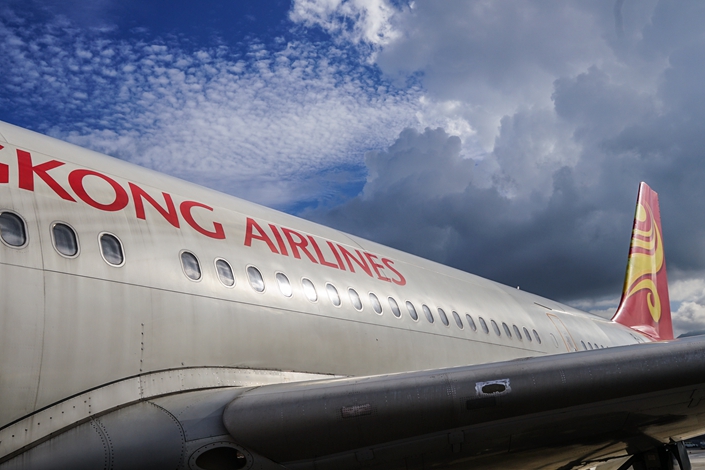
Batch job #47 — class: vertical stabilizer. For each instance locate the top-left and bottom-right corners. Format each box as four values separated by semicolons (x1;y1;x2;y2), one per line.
612;183;673;340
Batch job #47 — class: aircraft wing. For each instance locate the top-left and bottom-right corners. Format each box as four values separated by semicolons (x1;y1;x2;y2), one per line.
223;336;705;469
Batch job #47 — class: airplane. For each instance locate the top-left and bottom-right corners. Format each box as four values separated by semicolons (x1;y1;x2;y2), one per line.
0;119;702;470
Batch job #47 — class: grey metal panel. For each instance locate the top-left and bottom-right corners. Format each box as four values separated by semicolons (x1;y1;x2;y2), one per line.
0;368;330;461
0;265;44;427
223;337;705;467
0;420;108;470
151;388;243;441
98;402;185;470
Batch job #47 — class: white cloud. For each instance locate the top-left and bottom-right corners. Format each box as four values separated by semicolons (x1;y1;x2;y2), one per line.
289;0;401;49
0;16;422;208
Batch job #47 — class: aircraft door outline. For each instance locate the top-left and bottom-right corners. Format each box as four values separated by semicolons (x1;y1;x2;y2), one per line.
547;313;578;352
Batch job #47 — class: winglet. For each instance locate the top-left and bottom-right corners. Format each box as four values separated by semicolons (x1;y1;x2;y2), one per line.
612;183;673;340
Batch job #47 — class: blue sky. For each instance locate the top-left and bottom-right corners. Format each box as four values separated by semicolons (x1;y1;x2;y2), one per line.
4;0;705;334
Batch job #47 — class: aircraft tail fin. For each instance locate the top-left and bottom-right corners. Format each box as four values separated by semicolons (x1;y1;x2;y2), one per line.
612;182;673;340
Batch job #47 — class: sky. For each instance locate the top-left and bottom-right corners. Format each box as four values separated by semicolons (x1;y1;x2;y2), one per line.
2;0;705;335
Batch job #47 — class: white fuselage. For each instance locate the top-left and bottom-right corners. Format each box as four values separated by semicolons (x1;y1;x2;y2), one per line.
0;121;647;441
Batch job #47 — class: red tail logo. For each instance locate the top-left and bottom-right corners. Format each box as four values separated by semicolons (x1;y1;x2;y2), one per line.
612;183;673;340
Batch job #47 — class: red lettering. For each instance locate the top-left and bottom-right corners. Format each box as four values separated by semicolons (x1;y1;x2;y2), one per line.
129;183;179;228
269;224;288;256
0;146;4;184
365;252;391;282
337;245;373;277
244;218;279;254
327;241;345;270
383;258;406;286
282;228;318;263
308;236;339;269
180;201;225;239
68;169;129;212
17;150;75;201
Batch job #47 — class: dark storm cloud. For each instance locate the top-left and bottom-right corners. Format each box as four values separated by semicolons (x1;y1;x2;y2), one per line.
309;127;632;301
308;1;705;325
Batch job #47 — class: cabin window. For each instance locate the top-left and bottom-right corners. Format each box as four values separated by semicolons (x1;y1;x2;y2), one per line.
181;251;201;281
491;320;501;336
502;322;512;338
479;316;489;334
246;266;264;292
513;325;522;340
533;329;542;344
466;314;477;331
452;311;463;329
389;297;401;318
406;301;419;321
214;259;235;287
422;304;434;323
349;288;362;311
302;278;317;302
276;273;292;297
369;293;382;314
523;327;532;342
588;342;594;350
581;340;587;350
99;233;124;267
326;283;341;306
438;308;449;326
52;222;79;257
0;211;27;247
550;333;559;348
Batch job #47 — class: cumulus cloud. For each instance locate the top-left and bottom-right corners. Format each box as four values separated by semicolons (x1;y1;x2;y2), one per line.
303;0;705;334
289;0;401;49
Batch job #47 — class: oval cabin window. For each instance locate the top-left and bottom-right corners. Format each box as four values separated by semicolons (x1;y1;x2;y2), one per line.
246;266;264;292
523;327;532;342
327;283;341;306
215;259;235;287
452;311;463;329
502;322;512;338
479;317;489;334
438;308;449;326
0;212;27;247
99;233;124;266
277;273;292;297
513;325;522;340
422;305;434;323
369;293;382;314
52;223;79;257
466;314;477;331
181;251;201;281
389;297;401;318
349;288;362;311
302;278;317;302
406;301;419;321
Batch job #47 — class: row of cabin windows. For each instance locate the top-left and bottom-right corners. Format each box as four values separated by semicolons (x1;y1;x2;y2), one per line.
179;250;611;350
0;211;124;266
180;247;548;346
0;210;611;349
